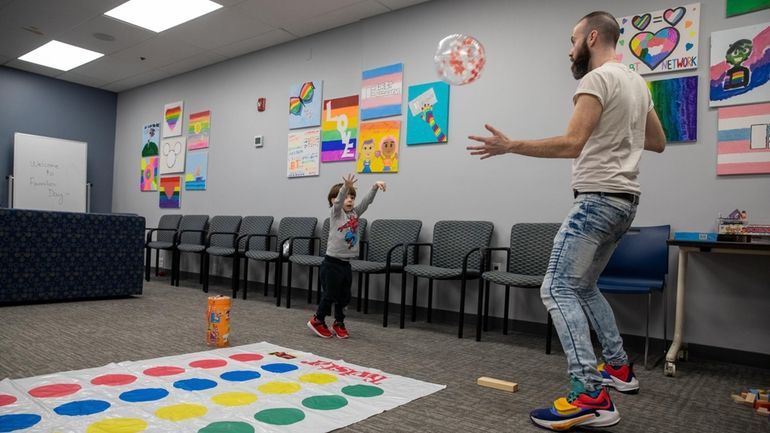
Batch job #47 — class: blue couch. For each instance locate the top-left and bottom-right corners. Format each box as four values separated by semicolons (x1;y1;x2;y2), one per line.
0;208;145;303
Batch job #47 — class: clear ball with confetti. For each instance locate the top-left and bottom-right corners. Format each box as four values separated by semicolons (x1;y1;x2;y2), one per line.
434;34;486;85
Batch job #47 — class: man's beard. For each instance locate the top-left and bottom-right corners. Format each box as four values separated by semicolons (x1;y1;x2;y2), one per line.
571;40;591;80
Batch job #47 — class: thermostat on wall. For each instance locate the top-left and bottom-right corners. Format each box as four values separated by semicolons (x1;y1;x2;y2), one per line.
254;135;263;147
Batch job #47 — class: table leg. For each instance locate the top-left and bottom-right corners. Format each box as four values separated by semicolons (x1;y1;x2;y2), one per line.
664;248;688;376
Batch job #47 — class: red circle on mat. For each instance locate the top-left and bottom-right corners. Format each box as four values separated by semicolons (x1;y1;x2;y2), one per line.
189;359;228;369
91;374;137;386
143;366;185;377
28;384;81;398
229;353;264;362
0;394;17;406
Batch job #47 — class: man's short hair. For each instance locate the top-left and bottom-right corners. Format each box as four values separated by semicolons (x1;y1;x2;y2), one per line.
580;11;620;45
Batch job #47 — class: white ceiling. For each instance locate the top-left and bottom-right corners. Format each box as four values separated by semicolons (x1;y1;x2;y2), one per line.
0;0;429;92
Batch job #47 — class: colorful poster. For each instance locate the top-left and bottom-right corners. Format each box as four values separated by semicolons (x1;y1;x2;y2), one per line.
187;110;210;150
159;176;181;208
159;136;186;175
647;76;697;142
717;102;770;175
321;95;359;162
185;150;208;190
141;122;160;157
710;23;770;107
361;63;403;120
140;156;159;191
407;81;450;145
288;81;323;129
616;3;700;75
358;120;400;173
727;0;770;17
162;101;184;137
287;128;320;178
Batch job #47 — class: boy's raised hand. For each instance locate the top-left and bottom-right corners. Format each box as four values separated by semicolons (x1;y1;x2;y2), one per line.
374;181;386;191
342;174;358;189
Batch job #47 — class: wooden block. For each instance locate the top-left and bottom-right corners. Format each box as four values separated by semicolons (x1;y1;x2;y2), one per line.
754;399;770;410
732;394;746;403
477;376;518;393
760;393;769;401
756;407;769;416
744;392;757;406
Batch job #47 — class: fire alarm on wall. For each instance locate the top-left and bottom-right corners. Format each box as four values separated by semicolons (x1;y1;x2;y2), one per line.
254;135;263;147
257;97;266;112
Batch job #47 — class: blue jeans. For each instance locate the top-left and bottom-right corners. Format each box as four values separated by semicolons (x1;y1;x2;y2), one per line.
540;193;637;391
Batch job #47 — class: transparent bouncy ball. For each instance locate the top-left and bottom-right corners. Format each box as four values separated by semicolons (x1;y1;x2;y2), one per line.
434;34;486;85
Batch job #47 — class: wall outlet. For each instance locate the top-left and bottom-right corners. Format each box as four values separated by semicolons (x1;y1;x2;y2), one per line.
492;262;504;271
254;135;263;147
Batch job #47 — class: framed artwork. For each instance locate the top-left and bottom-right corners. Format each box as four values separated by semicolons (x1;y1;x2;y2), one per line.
321;95;359;162
159;137;186;175
358;120;400;173
162;101;184;137
187;110;210;150
140;156;159;191
647;76;698;142
717;102;770;175
288;81;323;129
159;176;181;208
141;122;160;157
361;63;403;120
710;23;770;107
407;81;450;145
185;150;208;190
287;128;321;177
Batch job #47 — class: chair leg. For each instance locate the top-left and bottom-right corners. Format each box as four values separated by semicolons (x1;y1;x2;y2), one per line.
483;280;490;332
307;266;314;304
399;272;409;329
145;247;151;281
356;273;363;312
503;285;510;335
199;253;204;284
546;313;554;355
662;289;668;357
173;251;179;286
411;275;418;322
476;277;484;342
242;259;249;300
364;274;370;314
644;292;651;369
383;270;391;327
155;250;160;276
231;255;239;298
275;260;283;307
203;253;210;293
458;277;467;339
286;262;293;309
263;262;270;296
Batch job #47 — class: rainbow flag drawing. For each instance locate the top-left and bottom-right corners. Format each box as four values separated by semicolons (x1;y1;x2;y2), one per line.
717;102;770;175
361;63;403;120
647;76;697;142
159;176;181;208
187;111;210;150
321;95;359;162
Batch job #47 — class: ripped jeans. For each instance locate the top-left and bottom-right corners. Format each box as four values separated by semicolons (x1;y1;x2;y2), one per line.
541;193;637;390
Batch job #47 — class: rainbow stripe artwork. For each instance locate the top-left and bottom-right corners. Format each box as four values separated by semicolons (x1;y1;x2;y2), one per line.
187;110;210;150
288;81;323;130
710;23;770;107
717;102;770;175
406;81;450;145
140;156;158;191
162;101;184;138
360;63;403;120
647;75;697;142
321;95;359;162
184;150;208;190
159;176;181;208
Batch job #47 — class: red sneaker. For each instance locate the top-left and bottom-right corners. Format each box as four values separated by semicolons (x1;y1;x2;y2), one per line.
332;322;349;339
599;362;639;394
307;316;333;338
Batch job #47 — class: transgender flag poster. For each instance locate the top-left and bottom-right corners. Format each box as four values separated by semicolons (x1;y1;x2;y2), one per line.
717;102;770;175
361;63;403;120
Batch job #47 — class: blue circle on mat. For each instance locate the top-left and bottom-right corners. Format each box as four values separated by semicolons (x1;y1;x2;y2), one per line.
119;388;169;402
261;363;298;374
174;378;218;391
220;370;261;382
54;399;110;416
0;414;42;432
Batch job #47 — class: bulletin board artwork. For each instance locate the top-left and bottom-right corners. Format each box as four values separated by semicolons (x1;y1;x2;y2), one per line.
159;176;181;208
407;81;450;145
615;3;700;75
321;95;359;162
159;137;187;175
647;75;698;142
358;120;400;173
162;101;184;137
726;0;770;17
717;102;770;175
187;110;210;150
287;129;321;178
185;150;208;191
709;23;770;107
288;81;323;129
361;63;403;120
142;122;160;157
140;157;159;191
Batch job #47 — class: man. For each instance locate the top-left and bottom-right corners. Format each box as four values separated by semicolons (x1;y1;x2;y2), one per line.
467;11;666;431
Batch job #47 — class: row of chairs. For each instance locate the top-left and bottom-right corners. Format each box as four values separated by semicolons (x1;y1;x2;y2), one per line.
145;215;669;367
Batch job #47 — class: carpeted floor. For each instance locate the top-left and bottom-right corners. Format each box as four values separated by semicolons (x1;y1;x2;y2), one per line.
1;277;768;432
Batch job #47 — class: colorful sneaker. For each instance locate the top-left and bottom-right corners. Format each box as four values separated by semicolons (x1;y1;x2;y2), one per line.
529;378;620;431
307;316;333;338
332;322;349;339
599;362;640;394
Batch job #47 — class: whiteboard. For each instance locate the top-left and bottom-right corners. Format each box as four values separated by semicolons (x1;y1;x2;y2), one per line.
13;132;88;212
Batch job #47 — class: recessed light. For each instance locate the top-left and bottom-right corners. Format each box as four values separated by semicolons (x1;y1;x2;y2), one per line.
104;0;223;33
18;40;104;71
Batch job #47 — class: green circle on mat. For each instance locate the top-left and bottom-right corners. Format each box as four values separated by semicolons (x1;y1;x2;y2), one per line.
254;408;305;425
302;395;348;410
199;421;255;433
341;384;384;397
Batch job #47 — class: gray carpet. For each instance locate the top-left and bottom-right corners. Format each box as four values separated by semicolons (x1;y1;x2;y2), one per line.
1;277;768;433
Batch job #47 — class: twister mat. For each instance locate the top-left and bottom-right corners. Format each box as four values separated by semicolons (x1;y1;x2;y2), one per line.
0;342;444;433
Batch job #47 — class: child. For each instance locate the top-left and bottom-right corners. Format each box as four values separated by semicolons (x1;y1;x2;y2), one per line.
307;174;386;339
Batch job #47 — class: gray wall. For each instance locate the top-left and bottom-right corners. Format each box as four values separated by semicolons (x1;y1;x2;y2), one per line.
112;0;770;354
0;66;117;213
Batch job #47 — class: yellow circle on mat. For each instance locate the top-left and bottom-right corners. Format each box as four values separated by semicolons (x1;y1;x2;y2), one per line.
155;403;208;421
299;373;338;385
258;381;301;394
86;418;148;433
211;391;258;406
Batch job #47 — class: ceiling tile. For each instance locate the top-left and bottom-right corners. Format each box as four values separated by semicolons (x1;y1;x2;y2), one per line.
212;29;295;58
163;7;275;50
0;0;100;40
159;51;229;76
57;70;111;88
375;0;429;10
234;0;363;28
284;0;388;37
5;58;65;76
57;15;156;55
102;68;177;92
0;24;48;59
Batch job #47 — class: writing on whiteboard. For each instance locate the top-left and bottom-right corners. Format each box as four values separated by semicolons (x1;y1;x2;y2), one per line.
27;159;70;205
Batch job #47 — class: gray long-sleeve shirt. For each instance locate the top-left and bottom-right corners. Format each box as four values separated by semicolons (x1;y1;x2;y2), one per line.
326;184;377;259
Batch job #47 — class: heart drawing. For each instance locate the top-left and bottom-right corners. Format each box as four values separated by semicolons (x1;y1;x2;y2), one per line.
165;107;181;130
663;7;685;26
632;13;651;30
630;27;680;70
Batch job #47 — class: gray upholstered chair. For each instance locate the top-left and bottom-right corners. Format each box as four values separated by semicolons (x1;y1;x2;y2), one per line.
401;220;494;338
202;216;242;295
480;223;560;349
171;215;209;286
145;214;181;281
232;216;274;298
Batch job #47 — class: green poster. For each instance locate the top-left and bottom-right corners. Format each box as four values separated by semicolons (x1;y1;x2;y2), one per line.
726;0;770;16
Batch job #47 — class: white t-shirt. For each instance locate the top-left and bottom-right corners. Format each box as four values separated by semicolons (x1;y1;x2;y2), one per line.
571;62;652;196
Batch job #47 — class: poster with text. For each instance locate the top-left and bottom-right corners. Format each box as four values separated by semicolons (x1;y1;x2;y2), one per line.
407;81;450;145
710;23;770;107
287;129;320;178
361;63;403;120
141;122;160;157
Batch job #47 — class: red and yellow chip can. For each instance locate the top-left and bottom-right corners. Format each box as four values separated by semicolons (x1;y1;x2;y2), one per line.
206;296;231;347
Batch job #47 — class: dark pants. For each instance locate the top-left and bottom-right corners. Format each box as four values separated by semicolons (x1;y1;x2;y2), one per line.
315;255;352;323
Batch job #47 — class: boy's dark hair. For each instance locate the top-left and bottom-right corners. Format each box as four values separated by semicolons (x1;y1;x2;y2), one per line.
328;183;356;207
580;11;620;45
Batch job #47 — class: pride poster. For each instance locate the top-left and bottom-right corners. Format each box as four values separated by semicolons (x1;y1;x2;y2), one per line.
187;110;210;150
140;156;158;191
185;150;208;190
162;101;184;137
287;129;320;178
616;3;700;75
288;81;323;129
141;122;160;157
710;23;770;107
717;103;770;175
361;63;403;120
358;120;400;173
647;76;697;142
726;0;770;17
407;81;450;145
321;95;359;162
159;137;186;175
159;176;181;208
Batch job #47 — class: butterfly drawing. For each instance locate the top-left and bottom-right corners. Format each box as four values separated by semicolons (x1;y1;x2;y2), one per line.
289;82;315;116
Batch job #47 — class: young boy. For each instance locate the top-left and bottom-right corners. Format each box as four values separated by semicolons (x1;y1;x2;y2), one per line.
307;174;386;339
